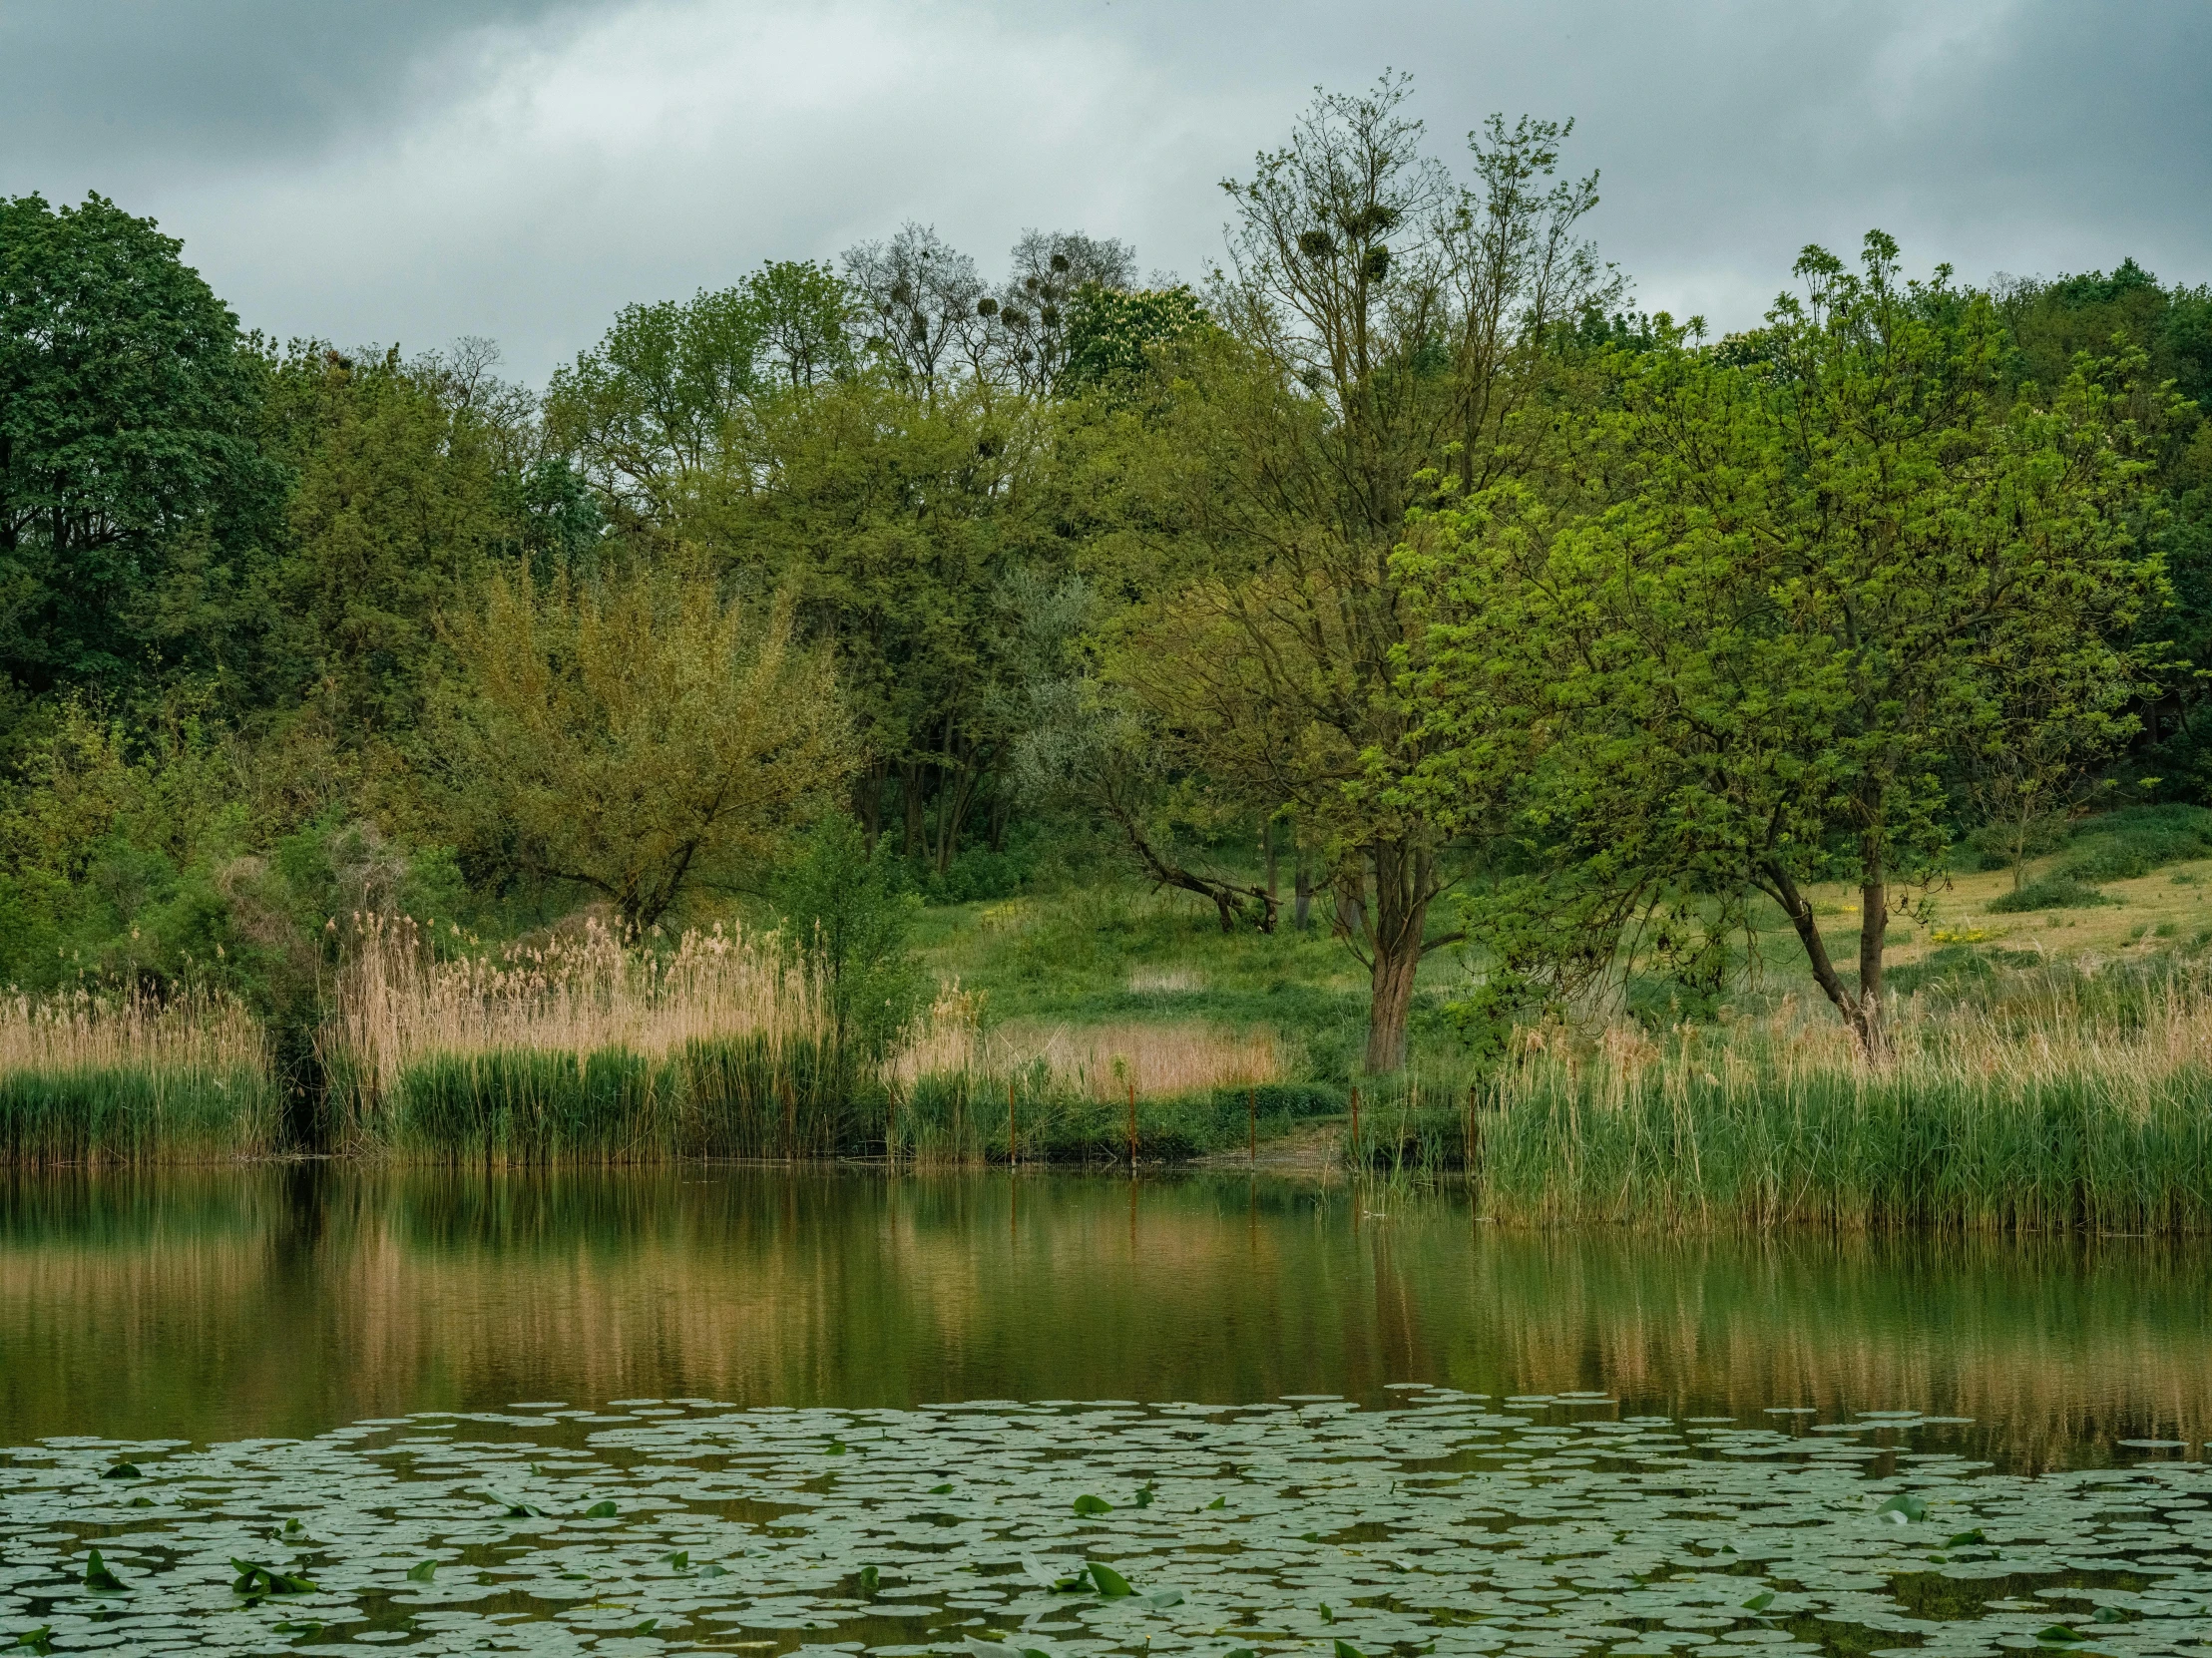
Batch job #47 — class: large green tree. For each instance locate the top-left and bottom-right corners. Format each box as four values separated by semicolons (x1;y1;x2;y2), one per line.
1090;79;1616;1071
0;193;278;697
1400;233;2174;1051
422;566;850;934
263;343;517;734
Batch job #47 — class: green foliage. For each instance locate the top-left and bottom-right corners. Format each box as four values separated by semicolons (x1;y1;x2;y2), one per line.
1402;232;2173;1048
264;345;516;732
1987;876;2114;913
420;566;850;932
544;261;857;537
0;193;278;697
2051;803;2212;881
1059;283;1210;393
727;376;1079;876
773;814;927;1082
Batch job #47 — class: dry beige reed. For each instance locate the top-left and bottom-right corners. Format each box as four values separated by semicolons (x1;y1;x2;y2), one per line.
0;984;267;1082
328;913;828;1109
896;993;1282;1098
1496;970;2212;1116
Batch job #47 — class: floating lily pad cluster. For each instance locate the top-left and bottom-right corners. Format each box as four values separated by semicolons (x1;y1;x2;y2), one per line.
2;1392;2208;1654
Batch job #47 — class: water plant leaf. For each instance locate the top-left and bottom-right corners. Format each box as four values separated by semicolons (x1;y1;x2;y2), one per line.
1133;1481;1155;1508
584;1500;619;1518
82;1548;125;1592
635;1618;659;1634
11;1629;54;1655
230;1558;316;1595
405;1560;437;1582
16;1392;2212;1655
99;1462;141;1479
2036;1626;2084;1644
825;1440;848;1455
1334;1640;1365;1658
1206;1494;1227;1509
1876;1493;1928;1522
857;1564;880;1595
488;1490;549;1518
929;1482;954;1494
1072;1493;1112;1515
1946;1528;1988;1546
964;1639;1024;1658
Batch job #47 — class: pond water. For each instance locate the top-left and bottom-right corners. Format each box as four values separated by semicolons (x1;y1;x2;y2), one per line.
2;1168;2209;1655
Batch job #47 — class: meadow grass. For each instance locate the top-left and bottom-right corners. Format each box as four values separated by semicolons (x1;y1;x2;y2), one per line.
0;985;275;1163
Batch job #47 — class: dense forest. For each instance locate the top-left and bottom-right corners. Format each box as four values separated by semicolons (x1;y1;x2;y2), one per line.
4;76;2210;1084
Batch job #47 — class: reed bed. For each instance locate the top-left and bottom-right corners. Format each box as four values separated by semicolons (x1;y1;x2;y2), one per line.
885;997;1313;1163
896;1004;1283;1097
0;984;275;1163
889;1074;1337;1164
1351;972;2212;1233
326;915;843;1161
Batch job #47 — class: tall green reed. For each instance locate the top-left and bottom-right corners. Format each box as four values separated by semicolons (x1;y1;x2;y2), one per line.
1350;969;2212;1232
0;985;275;1164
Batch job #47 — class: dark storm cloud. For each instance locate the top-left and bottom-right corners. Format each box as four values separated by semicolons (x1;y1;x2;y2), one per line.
2;0;2205;383
0;1;590;170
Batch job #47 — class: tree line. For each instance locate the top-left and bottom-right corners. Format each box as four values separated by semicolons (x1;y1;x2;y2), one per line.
3;75;2208;1068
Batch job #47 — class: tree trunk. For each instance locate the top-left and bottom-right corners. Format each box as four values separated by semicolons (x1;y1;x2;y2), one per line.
858;766;884;854
1366;939;1421;1073
1107;802;1276;934
1262;816;1278;903
1856;858;1888;1055
1760;858;1885;1056
1362;840;1432;1074
1294;853;1312;932
901;763;926;858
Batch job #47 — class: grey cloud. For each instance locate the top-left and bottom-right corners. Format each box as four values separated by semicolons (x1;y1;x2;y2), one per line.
2;0;2205;384
0;1;591;170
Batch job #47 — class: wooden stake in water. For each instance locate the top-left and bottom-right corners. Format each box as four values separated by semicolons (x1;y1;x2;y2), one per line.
1008;1079;1019;1169
782;1076;795;1159
1466;1082;1477;1173
1350;1084;1361;1170
1248;1085;1257;1164
1126;1079;1136;1169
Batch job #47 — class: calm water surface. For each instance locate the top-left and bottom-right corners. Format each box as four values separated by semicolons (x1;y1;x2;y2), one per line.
2;1165;2206;1466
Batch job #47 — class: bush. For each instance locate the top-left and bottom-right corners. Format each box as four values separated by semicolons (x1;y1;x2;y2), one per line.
2055;803;2212;883
1988;874;2115;912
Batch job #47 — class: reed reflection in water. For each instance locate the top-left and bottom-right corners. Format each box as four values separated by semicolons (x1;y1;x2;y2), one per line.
0;1165;2204;1467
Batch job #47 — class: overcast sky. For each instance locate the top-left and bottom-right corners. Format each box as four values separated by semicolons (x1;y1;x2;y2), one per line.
5;0;2208;385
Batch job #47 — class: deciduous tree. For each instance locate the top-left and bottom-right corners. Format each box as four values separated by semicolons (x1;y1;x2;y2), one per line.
424;567;849;933
1399;234;2173;1052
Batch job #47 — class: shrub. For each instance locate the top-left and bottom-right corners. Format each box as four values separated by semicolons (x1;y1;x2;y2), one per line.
1988;874;2114;912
